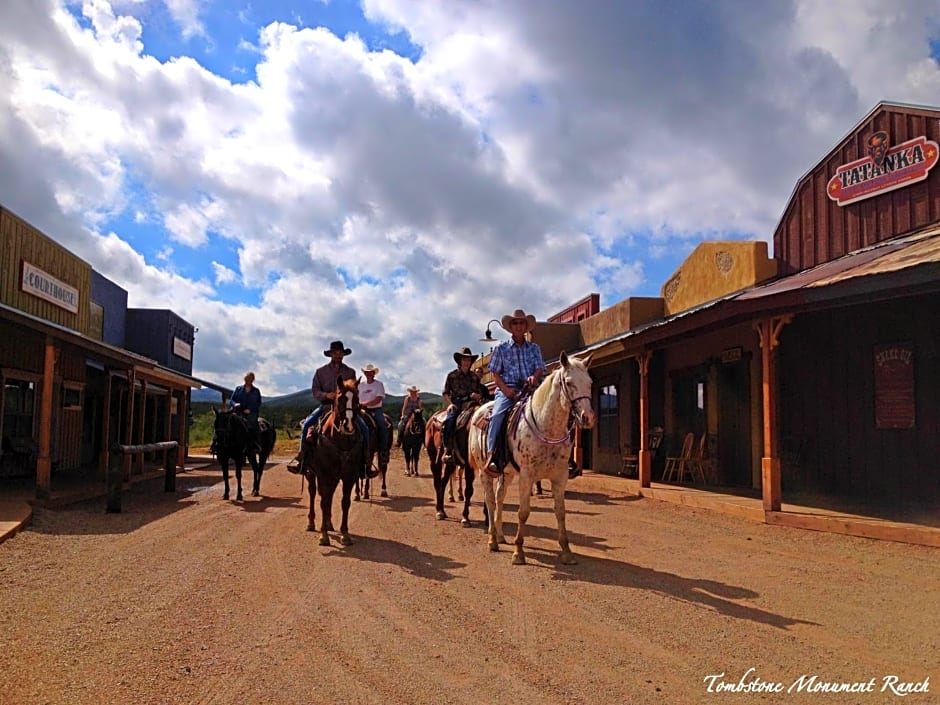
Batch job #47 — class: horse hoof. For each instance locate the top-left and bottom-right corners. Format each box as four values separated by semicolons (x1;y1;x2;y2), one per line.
318;536;330;546
461;518;471;528
559;552;578;566
340;535;353;546
512;553;526;565
436;511;447;520
458;494;464;502
236;493;243;502
354;495;361;502
223;492;229;500
306;523;316;532
380;490;388;498
251;490;260;497
488;541;499;552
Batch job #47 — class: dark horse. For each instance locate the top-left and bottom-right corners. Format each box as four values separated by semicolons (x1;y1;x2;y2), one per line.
302;377;365;546
401;408;425;477
425;406;477;526
212;408;276;501
357;410;394;500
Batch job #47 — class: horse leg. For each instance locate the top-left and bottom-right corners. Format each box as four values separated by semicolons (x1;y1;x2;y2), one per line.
552;478;576;565
306;473;317;531
250;453;261;496
512;476;534;565
355;476;364;502
481;475;499;551
460;465;475;528
494;476;509;545
434;461;454;520
222;459;230;500
457;464;465;502
234;461;243;502
447;471;456;502
380;462;388;498
319;483;333;546
339;476;354;545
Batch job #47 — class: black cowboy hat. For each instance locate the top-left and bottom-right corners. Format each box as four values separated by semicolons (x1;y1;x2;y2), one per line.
324;340;352;356
453;346;479;365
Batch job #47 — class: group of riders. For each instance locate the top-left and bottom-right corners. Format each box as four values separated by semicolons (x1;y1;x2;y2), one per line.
221;307;558;481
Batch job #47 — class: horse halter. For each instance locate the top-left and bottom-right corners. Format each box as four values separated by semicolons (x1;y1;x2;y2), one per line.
520;368;591;446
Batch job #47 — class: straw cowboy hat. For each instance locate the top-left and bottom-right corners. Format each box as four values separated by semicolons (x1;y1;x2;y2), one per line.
453;346;479;365
361;364;380;375
324;340;352;356
406;385;420;393
501;308;537;333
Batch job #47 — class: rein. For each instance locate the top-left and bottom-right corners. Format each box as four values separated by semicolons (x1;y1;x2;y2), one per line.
518;370;590;446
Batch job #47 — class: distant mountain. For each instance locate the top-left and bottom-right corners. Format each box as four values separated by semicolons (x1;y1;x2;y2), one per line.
189;387;443;428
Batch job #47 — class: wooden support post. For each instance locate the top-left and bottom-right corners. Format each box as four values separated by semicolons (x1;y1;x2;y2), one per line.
637;351;652;488
36;337;57;501
177;391;188;470
123;369;135;480
106;446;123;513
136;379;147;475
98;370;112;481
755;315;792;512
164;444;176;492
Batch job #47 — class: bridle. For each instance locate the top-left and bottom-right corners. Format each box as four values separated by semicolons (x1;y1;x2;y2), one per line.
519;368;591;446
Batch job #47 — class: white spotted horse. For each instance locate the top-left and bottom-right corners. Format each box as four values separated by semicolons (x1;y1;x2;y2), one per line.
302;377;368;546
468;351;595;565
212;407;276;501
426;402;479;526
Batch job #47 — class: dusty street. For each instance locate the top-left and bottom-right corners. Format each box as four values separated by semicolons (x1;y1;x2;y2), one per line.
0;454;937;705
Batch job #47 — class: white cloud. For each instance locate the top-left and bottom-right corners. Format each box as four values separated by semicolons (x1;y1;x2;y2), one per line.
0;0;938;394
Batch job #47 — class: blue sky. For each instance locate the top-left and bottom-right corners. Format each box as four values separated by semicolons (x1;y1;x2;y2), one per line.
1;0;939;396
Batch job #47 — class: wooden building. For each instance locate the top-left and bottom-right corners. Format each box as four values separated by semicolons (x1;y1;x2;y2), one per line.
528;101;940;518
0;206;203;500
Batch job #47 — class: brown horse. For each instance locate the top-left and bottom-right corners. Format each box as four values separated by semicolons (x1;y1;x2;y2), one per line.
425;406;477;526
303;378;366;546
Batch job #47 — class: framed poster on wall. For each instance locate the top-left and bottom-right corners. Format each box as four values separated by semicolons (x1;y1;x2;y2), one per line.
873;343;915;429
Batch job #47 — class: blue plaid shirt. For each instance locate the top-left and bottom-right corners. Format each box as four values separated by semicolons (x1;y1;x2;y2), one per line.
488;339;545;391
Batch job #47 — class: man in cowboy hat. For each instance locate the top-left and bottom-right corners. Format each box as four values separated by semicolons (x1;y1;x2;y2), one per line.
397;385;424;446
485;309;546;476
441;347;484;463
360;363;391;452
289;340;372;478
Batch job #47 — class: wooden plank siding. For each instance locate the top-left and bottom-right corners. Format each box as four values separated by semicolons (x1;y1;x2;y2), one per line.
773;104;940;275
0;208;92;334
777;292;940;500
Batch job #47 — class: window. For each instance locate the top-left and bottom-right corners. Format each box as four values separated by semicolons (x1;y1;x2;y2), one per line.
62;383;83;410
597;384;619;450
3;379;36;439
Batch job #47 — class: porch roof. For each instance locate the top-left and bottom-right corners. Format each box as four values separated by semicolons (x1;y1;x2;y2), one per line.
570;222;940;364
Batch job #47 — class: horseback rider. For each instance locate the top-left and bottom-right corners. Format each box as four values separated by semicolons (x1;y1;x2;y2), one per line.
212;370;262;457
485;309;546;477
288;340;371;478
396;385;424;447
360;364;391;452
441;347;484;463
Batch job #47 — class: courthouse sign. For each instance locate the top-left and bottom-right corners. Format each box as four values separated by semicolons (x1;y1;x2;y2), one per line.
827;134;938;206
21;261;79;313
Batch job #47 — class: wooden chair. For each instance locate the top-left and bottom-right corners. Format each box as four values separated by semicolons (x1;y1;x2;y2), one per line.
620;426;664;477
683;433;708;484
661;432;694;483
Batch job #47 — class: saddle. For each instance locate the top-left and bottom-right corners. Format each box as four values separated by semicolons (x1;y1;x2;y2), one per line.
474;399;526;471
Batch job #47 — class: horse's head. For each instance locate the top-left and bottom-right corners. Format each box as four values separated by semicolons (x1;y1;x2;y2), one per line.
213;406;248;451
559;351;595;429
332;377;360;433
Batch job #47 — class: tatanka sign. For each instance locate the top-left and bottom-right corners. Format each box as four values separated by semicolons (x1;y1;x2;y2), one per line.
827;133;939;206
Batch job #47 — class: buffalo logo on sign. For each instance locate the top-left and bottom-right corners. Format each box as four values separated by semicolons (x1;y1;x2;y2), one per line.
827;134;939;206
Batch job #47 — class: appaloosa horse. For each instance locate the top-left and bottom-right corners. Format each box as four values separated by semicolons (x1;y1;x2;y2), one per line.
468;351;595;565
400;407;425;477
303;378;366;546
426;405;478;526
212;408;276;501
357;410;394;500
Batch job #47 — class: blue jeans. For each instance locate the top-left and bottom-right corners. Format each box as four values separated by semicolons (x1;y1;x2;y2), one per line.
365;408;389;450
486;390;516;460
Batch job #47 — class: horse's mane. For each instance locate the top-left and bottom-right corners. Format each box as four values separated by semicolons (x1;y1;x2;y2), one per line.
530;355;587;409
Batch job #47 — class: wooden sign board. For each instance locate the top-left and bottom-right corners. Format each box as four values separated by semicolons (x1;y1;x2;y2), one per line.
873;343;915;429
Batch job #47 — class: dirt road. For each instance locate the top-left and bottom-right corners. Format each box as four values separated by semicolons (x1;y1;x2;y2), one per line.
1;455;937;705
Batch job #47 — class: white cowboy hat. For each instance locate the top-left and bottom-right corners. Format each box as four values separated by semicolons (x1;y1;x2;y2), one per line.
501;308;537;333
361;364;380;375
406;385;420;393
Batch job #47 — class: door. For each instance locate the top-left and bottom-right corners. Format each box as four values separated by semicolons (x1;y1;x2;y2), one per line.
717;360;751;486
